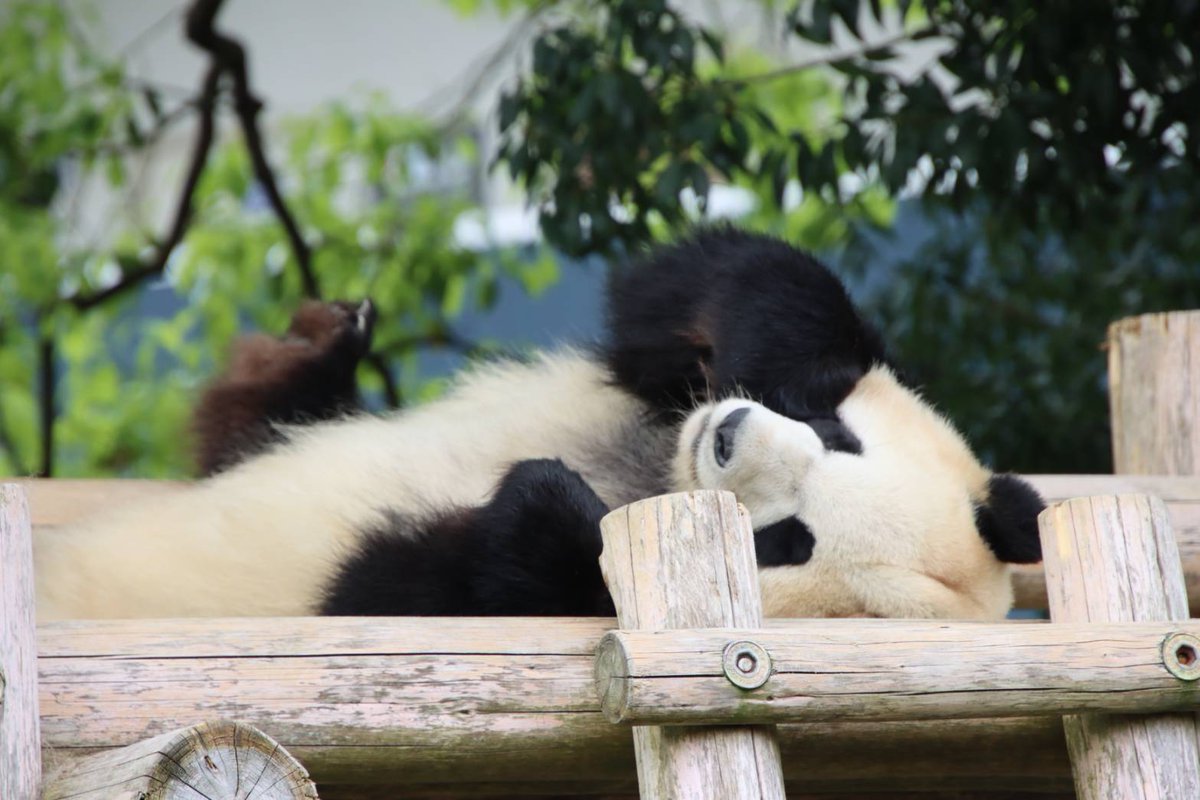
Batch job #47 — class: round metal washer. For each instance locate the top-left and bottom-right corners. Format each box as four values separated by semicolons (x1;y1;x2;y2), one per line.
1162;632;1200;681
722;640;772;690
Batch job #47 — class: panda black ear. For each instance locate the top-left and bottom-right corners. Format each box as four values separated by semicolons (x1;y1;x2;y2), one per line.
974;474;1046;564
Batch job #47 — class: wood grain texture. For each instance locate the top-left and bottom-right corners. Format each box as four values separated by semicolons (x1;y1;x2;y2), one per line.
1013;474;1200;608
1039;494;1200;800
1108;311;1200;474
37;617;1072;793
12;477;184;529
0;484;40;800
44;720;317;799
596;620;1200;725
598;491;785;800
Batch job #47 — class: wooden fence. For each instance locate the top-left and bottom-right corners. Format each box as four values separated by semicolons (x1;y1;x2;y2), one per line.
0;310;1197;799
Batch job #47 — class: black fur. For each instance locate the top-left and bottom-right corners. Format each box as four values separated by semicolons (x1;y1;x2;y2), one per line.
321;459;615;616
754;517;817;566
974;474;1046;564
806;416;863;455
606;227;892;420
187;228;1044;620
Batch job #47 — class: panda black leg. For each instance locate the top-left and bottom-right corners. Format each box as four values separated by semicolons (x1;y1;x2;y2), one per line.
192;299;376;476
320;459;615;617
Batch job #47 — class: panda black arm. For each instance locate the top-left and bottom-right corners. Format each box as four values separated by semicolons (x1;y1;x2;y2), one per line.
606;227;891;419
320;459;616;617
192;300;375;476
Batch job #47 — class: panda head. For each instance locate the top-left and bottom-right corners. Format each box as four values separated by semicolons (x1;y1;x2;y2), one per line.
671;365;1045;620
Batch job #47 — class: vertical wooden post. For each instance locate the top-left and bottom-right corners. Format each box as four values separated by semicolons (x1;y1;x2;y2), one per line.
598;490;786;800
1039;494;1200;799
0;484;40;800
1108;310;1200;475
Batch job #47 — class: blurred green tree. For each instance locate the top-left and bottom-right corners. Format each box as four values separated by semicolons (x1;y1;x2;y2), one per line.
0;1;553;477
6;0;1196;477
0;0;862;478
497;0;1200;472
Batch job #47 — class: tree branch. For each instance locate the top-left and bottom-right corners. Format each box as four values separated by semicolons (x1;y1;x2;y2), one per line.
186;0;320;299
68;63;221;311
722;26;934;88
0;327;29;474
36;334;56;477
364;352;401;409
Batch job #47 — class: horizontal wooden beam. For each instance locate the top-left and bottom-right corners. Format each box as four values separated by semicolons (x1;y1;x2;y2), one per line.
595;620;1200;726
37;617;1073;794
12;478;184;529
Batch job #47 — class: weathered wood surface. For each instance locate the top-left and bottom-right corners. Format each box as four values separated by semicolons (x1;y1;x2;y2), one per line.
1013;474;1200;608
12;477;184;529
43;720;317;799
1040;494;1200;800
1;484;40;800
595;620;1200;725
38;617;1074;793
1108;310;1200;475
597;491;785;800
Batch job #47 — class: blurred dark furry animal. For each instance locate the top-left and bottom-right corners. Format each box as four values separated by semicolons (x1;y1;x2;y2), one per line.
34;227;1043;622
192;299;376;475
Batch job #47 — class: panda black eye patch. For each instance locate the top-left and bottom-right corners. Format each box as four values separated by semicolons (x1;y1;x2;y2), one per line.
804;416;863;455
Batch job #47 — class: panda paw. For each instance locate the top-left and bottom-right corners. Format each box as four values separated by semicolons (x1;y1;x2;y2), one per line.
470;459;615;615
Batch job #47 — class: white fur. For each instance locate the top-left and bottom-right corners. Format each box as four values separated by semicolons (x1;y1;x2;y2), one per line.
673;366;1010;619
36;355;1013;622
35;351;665;620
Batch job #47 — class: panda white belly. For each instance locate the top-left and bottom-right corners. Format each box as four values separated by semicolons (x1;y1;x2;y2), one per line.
34;351;673;621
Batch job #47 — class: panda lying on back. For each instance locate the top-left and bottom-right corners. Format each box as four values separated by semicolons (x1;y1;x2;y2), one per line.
34;228;1045;621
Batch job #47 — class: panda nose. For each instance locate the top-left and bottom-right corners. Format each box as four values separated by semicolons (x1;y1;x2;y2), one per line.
714;407;751;467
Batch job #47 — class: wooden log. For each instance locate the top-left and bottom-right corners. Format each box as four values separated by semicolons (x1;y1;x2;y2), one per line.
43;719;317;799
11;477;184;529
1040;494;1200;799
595;620;1200;725
1108;310;1200;474
0;484;40;800
36;617;1072;794
598;491;785;800
1012;474;1200;608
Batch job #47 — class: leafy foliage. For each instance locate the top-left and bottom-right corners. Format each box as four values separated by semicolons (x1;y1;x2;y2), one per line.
0;1;140;475
5;0;1197;477
0;3;555;477
500;0;1200;472
794;0;1200;471
173;99;556;411
497;0;757;254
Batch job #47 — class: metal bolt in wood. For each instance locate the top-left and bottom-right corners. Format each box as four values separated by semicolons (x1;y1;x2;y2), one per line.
1162;632;1200;681
722;640;772;690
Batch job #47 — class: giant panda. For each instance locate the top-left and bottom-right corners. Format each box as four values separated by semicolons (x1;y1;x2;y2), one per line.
33;228;1045;621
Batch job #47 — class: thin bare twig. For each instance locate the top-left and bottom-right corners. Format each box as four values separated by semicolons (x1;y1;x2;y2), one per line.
90;97;200;159
186;0;320;299
721;26;933;87
36;335;55;477
0;328;29;474
364;352;401;409
68;62;222;311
